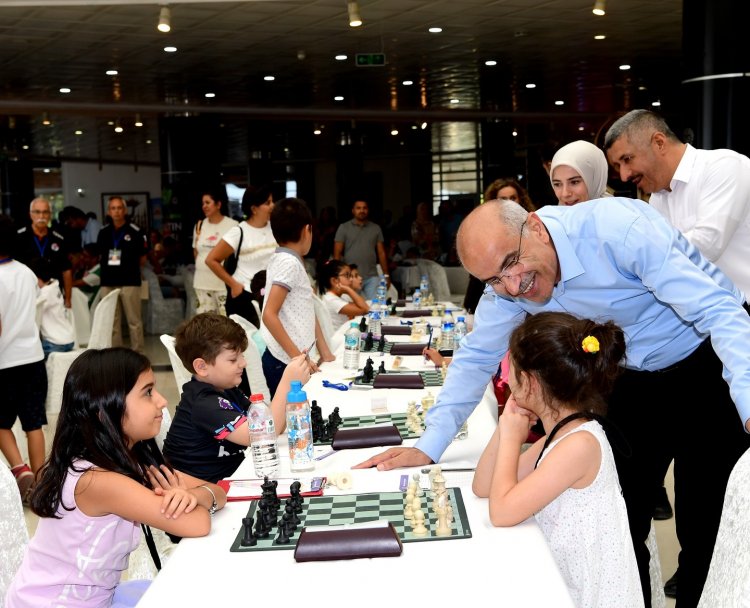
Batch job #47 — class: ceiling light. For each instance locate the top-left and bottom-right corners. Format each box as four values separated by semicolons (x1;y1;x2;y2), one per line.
164;46;177;53
22;144;29;150
390;128;399;136
114;120;123;133
134;114;143;127
512;130;518;137
619;64;631;70
43;168;50;174
107;121;114;126
348;1;362;27
525;83;536;89
578;126;585;131
594;34;606;40
555;100;564;106
421;122;428;130
402;80;413;86
59;87;71;94
313;127;322;135
335;54;348;61
334;95;344;101
450;98;460;104
593;0;606;15
205;92;216;98
638;85;647;91
429;27;442;33
146;139;152;144
41;112;51;126
74;130;83;135
652;100;661;107
157;5;171;33
264;75;275;81
485;60;497;66
106;69;118;76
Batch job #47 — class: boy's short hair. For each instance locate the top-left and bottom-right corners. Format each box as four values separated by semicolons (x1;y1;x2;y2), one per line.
175;313;248;373
270;197;312;244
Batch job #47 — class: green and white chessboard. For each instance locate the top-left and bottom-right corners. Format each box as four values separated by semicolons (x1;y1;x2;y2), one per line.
229;488;472;552
352;370;444;388
314;412;422;445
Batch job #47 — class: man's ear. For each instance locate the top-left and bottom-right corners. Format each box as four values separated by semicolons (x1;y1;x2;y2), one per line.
193;357;209;378
526;213;550;244
651;131;668;154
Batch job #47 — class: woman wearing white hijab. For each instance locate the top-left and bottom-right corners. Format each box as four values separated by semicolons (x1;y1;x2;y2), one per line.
550;140;609;205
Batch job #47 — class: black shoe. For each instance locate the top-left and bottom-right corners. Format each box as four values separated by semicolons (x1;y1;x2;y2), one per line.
653;486;674;520
664;570;678;599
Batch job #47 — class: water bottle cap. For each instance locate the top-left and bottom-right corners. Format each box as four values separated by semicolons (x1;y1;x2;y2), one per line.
287;380;308;403
350;321;358;327
457;316;465;322
249;393;265;403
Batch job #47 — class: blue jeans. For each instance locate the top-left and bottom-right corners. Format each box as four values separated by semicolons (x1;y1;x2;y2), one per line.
261;349;286;399
362;275;379;301
42;340;74;360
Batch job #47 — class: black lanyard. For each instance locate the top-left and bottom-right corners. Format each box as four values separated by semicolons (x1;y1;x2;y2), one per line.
534;412;593;469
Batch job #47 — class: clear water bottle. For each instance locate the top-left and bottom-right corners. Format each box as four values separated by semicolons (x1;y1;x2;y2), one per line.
454;316;467;350
286;380;314;472
376;278;387;302
248;393;279;477
369;310;382;336
413;288;422;308
343;321;361;371
419;274;430;298
441;311;454;350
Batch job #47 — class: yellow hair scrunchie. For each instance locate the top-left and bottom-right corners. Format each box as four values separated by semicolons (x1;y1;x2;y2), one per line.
581;335;600;353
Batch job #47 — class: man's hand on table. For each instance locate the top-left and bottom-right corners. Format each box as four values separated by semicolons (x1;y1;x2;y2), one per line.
352;447;432;471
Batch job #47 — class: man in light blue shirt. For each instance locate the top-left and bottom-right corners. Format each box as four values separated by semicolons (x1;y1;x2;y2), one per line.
357;197;750;608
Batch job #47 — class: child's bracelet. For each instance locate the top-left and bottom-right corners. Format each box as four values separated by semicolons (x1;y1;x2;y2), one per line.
198;485;218;515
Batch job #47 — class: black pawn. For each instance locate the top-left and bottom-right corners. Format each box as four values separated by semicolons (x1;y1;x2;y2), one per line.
359;316;367;332
275;520;291;544
241;516;257;546
378;361;386;375
365;331;374;351
254;510;269;538
286;503;301;527
377;334;385;352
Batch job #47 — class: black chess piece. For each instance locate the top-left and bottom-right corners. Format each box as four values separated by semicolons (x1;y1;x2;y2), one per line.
311;400;323;423
254;507;269;538
330;406;342;427
241;516;257;546
364;331;374;351
285;503;301;528
275;519;291;544
377;334;385;352
359;316;367;332
391;303;397;316
378;361;386;375
363;358;374;382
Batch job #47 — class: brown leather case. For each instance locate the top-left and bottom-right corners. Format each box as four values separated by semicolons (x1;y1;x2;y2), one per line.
389;342;429;356
331;424;403;450
294;523;403;562
373;373;425;389
381;325;411;335
400;309;433;318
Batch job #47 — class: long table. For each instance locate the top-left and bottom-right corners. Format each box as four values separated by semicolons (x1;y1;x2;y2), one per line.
137;317;573;607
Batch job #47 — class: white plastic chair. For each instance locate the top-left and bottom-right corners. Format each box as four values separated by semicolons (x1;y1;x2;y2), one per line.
70;287;91;347
45;288;121;415
229;314;271;402
0;463;29;601
143;268;184;335
697;446;750;607
159;334;193;396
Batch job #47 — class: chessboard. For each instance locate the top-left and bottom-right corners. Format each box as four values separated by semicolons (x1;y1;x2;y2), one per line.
229;487;472;553
352;370;444;388
314;412;421;445
359;338;436;354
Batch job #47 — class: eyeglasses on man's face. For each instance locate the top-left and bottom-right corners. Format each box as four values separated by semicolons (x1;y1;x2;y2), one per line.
486;219;527;293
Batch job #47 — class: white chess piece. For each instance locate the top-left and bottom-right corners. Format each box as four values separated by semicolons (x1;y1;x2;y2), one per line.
412;509;428;536
435;505;452;536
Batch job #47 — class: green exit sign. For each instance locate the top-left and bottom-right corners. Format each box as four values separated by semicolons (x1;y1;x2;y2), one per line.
356;53;386;67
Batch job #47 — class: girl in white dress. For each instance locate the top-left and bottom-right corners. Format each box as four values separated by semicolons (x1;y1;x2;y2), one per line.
473;312;643;608
317;259;369;328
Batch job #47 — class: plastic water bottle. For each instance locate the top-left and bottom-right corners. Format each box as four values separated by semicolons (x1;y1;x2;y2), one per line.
286;380;314;472
413;288;422;308
248;393;279;477
454;316;467;350
419;274;430;299
376;277;387;302
441;310;454;350
343;321;361;371
369;310;382;336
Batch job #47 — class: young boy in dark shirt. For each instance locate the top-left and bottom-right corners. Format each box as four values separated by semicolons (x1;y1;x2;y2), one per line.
163;313;310;483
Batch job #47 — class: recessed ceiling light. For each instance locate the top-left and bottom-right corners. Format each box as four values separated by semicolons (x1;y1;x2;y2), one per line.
43;168;50;173
107;121;114;126
146;139;152;144
313;128;322;135
334;96;344;101
335;54;348;61
428;27;442;33
512;130;518;137
74;130;83;135
163;46;177;53
157;6;171;33
134;114;143;127
525;83;536;89
652;100;661;107
114;125;124;133
59;87;71;94
555;100;564;106
578;126;585;131
402;80;413;86
117;146;123;151
421;122;428;130
594;35;606;40
450;98;460;104
22;144;29;150
485;60;497;66
264;75;275;81
390;128;399;136
205;92;215;98
638;85;647;91
619;64;631;71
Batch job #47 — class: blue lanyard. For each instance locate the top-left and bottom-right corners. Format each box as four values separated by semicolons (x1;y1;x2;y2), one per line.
34;235;48;257
112;227;126;249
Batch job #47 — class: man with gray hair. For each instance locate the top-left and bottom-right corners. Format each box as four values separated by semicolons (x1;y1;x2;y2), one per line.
14;197;72;307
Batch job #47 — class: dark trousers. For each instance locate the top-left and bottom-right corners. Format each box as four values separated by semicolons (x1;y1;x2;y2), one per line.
261;348;286;399
225;288;260;328
606;338;750;608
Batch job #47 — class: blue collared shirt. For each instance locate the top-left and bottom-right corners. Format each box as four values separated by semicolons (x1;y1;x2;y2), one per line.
416;197;750;462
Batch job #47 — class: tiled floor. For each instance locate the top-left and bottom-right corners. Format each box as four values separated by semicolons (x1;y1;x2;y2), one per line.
8;335;680;605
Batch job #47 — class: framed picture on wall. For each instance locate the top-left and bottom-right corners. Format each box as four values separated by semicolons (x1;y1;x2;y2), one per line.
101;192;150;232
